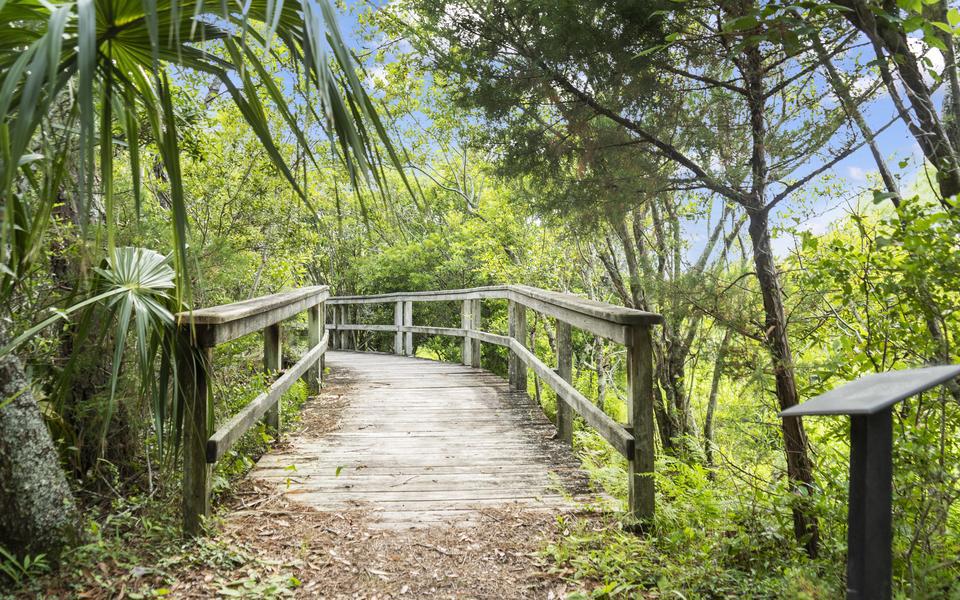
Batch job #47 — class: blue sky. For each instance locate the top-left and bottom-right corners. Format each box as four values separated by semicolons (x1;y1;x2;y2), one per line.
333;3;931;256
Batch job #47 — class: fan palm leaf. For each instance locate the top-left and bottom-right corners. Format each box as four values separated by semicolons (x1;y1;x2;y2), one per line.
0;0;392;297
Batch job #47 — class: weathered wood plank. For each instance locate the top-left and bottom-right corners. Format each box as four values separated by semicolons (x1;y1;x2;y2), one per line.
305;303;322;393
508;300;527;391
263;323;281;434
403;301;413;355
627;325;655;522
181;344;213;537
556;320;574;446
247;351;596;528
394;301;403;354
461;299;481;367
508;339;634;457
206;332;328;462
326;285;661;327
176;286;329;347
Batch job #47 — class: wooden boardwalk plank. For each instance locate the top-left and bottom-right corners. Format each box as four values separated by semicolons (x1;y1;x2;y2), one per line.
249;351;595;529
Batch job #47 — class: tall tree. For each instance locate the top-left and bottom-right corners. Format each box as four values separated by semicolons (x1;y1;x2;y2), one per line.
389;0;885;555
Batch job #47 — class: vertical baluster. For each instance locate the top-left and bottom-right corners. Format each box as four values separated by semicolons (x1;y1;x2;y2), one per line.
305;303;323;393
556;320;573;445
508;300;527;392
181;335;212;537
331;305;341;350
403;301;413;356
461;299;482;366
263;323;282;433
626;325;655;524
394;301;403;355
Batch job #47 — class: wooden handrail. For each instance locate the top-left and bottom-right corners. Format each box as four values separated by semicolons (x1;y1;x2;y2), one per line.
326;285;661;522
176;285;329;347
328;285;660;344
177;286;328;536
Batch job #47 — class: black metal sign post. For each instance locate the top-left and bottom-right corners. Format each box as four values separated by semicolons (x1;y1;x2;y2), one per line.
781;365;960;600
846;408;892;600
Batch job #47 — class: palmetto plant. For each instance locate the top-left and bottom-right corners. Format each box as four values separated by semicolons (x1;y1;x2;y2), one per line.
0;0;398;551
1;0;393;295
0;1;395;379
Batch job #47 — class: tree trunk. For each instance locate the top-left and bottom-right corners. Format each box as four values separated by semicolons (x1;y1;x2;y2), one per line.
704;329;731;469
747;209;820;558
0;332;78;558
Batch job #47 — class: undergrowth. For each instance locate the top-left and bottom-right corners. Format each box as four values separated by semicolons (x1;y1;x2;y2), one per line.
543;429;844;599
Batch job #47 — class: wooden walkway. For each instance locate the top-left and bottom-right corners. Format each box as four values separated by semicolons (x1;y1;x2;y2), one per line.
250;351;594;529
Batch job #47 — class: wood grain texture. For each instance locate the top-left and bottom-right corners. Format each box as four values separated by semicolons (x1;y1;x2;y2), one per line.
250;351;595;530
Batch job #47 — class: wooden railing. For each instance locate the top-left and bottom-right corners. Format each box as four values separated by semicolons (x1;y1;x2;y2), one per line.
176;286;329;535
326;285;663;521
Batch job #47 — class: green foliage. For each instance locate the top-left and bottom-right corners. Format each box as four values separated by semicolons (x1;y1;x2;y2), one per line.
0;546;50;586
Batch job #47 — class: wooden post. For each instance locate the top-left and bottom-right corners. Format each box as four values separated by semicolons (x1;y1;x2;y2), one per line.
263;323;281;434
461;299;481;367
331;305;341;350
319;302;326;381
403;301;413;356
341;305;354;350
394;301;403;355
508;300;527;392
305;303;322;393
181;339;212;537
556;320;573;445
626;325;655;523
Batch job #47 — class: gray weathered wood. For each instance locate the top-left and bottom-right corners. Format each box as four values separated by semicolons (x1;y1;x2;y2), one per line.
402;325;465;337
331;305;341;350
207;332;329;463
330;323;397;332
461;299;481;367
327;286;510;304
556;320;573;445
394;301;403;354
176;286;328;347
305;304;322;393
250;351;594;529
508;301;527;392
263;324;282;434
627;325;655;523
341;305;354;350
507;289;630;344
403;301;413;355
510;285;660;325
326;285;661;327
507;339;633;458
468;330;510;346
181;342;213;537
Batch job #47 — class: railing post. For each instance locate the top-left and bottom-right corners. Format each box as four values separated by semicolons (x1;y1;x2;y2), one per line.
263;323;282;433
305;303;323;393
403;301;413;356
331;305;341;350
556;320;573;445
180;337;212;537
394;301;403;355
627;325;655;524
341;305;354;350
461;299;481;367
508;300;527;392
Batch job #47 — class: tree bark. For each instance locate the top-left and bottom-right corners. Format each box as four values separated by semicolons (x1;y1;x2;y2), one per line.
747;209;819;558
0;331;78;558
704;329;731;469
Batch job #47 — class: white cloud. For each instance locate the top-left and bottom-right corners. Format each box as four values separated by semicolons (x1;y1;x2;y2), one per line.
848;166;866;181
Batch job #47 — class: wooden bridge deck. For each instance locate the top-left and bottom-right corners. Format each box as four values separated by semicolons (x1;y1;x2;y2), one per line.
250;351;595;529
